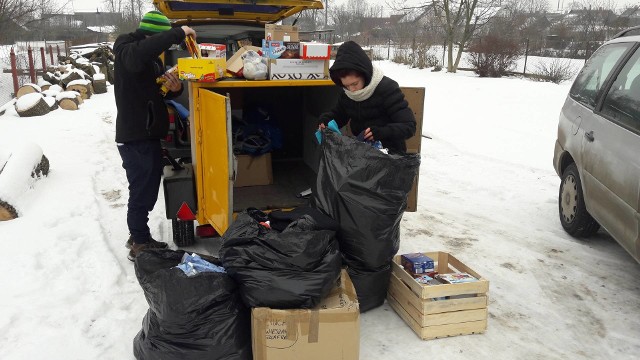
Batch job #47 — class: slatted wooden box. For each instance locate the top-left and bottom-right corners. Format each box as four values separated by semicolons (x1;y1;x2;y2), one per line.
387;251;489;340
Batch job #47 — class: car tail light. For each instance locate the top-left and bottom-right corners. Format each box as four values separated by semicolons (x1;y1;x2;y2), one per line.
165;134;173;142
168;112;175;124
196;224;217;238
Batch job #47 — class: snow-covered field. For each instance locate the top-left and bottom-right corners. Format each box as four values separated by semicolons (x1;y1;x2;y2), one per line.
0;60;639;359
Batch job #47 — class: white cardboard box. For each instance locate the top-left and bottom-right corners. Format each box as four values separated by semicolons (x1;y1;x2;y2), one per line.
267;59;328;80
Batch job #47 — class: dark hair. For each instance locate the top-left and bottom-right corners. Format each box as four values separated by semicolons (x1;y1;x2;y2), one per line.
330;68;365;87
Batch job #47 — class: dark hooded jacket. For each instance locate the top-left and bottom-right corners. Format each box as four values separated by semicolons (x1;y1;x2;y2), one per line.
113;28;185;143
319;41;416;154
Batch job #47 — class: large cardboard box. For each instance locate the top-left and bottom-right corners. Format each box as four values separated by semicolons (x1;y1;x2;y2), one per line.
251;270;360;360
265;24;299;41
268;59;329;80
388;251;489;340
234;153;273;187
177;57;226;82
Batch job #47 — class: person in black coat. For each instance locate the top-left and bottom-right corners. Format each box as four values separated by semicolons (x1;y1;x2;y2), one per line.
113;10;196;261
318;41;416;154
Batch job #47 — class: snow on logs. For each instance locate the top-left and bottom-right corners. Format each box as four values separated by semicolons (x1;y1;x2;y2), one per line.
15;93;51;117
56;91;83;110
0;142;49;221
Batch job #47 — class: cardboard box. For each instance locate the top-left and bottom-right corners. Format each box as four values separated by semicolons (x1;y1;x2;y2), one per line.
265;24;299;41
388;251;489;340
262;40;300;59
177;57;226;82
401;253;434;274
226;45;263;76
301;42;331;60
402;87;425;154
251;269;360;360
268;59;328;80
199;43;226;59
234;153;273;187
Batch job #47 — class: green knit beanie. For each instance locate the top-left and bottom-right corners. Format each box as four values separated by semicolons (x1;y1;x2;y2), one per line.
138;11;171;35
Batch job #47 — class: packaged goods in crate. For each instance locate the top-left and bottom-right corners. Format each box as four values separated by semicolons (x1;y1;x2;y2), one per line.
388;251;489;340
401;253;434;275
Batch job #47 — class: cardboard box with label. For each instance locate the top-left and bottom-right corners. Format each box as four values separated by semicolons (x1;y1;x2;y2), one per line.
262;40;300;59
199;43;226;59
178;57;226;82
251;269;360;360
234;153;273;187
265;24;299;41
268;59;328;80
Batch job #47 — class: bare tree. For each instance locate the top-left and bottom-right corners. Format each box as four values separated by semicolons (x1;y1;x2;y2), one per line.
0;0;68;43
567;0;618;57
503;0;549;15
431;0;500;73
102;0;146;33
328;0;385;41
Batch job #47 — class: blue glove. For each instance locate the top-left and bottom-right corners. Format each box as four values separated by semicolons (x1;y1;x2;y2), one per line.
316;120;341;144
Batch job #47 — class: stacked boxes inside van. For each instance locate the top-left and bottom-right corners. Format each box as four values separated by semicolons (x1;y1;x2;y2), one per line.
262;25;331;80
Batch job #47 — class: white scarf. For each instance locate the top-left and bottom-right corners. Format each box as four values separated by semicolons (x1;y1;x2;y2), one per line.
344;66;384;102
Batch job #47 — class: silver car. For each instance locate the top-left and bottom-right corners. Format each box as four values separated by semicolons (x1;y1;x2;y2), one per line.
553;26;640;263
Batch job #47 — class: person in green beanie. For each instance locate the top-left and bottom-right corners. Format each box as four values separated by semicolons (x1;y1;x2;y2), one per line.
113;10;196;261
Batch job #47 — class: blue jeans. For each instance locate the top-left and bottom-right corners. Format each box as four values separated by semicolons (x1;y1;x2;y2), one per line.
117;140;163;244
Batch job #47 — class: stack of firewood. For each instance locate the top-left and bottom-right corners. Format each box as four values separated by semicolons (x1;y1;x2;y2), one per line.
14;47;115;116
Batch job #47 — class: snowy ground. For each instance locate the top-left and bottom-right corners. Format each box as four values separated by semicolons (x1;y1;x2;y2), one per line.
0;61;639;359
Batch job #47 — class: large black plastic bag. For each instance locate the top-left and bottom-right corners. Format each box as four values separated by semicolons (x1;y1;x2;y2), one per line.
133;249;252;360
220;211;341;309
312;131;420;311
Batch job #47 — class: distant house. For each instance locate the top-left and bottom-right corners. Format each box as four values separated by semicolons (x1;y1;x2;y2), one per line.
31;12;122;42
359;14;405;39
619;6;640;27
74;12;122;28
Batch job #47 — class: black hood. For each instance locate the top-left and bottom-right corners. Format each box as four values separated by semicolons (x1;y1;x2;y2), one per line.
329;41;373;86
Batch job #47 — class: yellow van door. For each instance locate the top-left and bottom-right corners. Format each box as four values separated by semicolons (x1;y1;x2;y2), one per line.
195;89;233;235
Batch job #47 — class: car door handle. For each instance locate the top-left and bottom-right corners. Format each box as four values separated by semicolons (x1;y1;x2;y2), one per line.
584;130;594;142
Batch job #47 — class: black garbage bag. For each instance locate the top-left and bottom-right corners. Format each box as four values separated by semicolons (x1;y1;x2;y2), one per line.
312;130;420;269
268;206;340;232
133;249;252;360
312;131;420;312
347;264;392;313
220;211;341;309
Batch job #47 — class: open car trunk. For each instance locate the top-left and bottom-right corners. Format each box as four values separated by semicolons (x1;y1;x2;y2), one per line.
190;81;424;236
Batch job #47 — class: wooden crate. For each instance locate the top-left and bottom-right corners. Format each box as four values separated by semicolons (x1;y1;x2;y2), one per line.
387;251;489;340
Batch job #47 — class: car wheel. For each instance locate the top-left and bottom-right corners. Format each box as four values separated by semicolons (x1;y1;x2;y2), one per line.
172;219;195;247
559;163;600;237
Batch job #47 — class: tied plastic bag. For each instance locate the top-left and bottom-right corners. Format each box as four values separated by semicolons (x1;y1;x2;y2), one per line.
133;249;252;360
312;130;420;312
220;210;342;309
241;50;267;80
